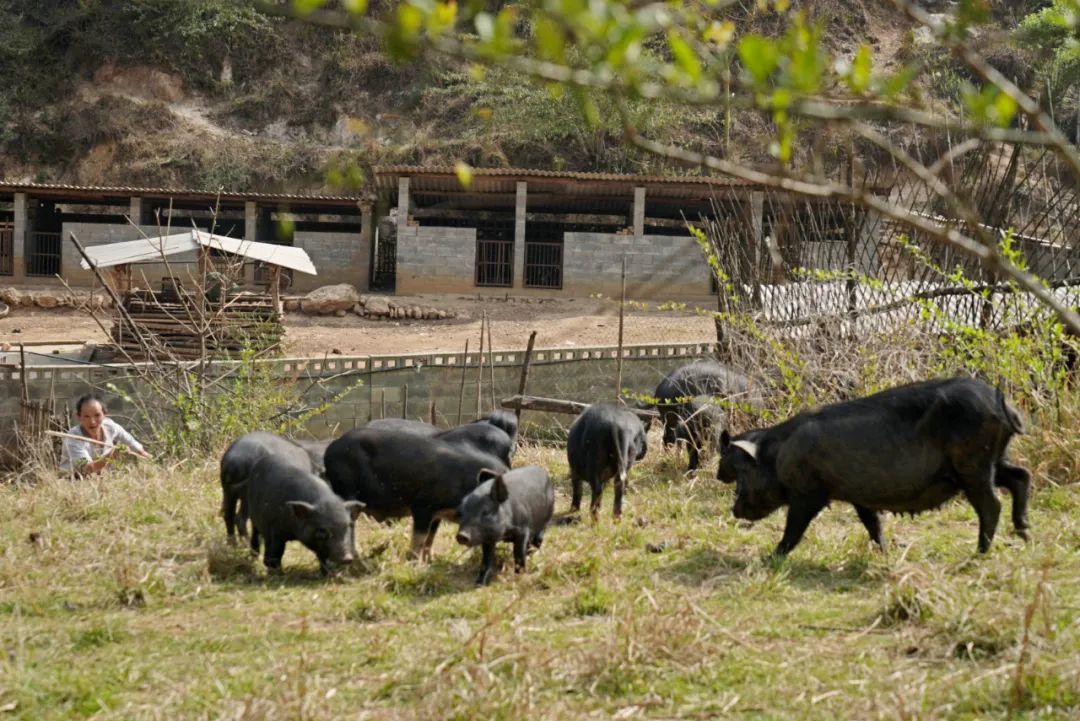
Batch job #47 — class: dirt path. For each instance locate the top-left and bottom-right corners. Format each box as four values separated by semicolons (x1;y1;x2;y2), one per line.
0;294;717;356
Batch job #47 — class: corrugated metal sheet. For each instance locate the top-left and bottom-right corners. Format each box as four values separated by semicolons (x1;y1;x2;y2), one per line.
79;232;199;269
372;165;750;186
195;231;317;275
371;166;758;202
0;180;364;203
80;230;317;275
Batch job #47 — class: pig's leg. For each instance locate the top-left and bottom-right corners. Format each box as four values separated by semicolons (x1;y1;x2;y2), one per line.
422;520;441;562
613;468;625;520
236;497;249;539
249;527;261;556
222;491;237;541
994;460;1031;540
530;529;545;550
409;508;434;561
513;530;530;573
774;493;828;556
262;534;286;572
686;443;700;472
853;504;886;550
962;481;1001;553
589;478;603;522
477;541;497;585
570;471;584;512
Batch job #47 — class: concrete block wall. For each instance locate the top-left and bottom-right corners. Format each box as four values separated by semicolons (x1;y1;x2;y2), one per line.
293;230;367;292
0;342;718;455
563;232;713;299
395;225;478;295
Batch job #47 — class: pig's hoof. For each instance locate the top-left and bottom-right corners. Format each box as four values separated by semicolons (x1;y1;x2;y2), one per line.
1016;528;1030;541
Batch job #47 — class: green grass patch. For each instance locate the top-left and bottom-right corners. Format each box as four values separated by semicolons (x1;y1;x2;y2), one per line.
1;437;1078;720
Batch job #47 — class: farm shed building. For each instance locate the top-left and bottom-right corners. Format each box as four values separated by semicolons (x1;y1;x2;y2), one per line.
1;170;882;300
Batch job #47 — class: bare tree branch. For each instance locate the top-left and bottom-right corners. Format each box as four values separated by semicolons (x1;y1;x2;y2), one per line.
615;106;1080;334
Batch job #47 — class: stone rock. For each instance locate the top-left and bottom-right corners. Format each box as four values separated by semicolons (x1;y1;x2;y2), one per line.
300;284;360;315
334;309;347;317
283;298;300;312
352;303;363;315
1;288;24;307
33;292;60;309
0;301;8;319
365;296;390;317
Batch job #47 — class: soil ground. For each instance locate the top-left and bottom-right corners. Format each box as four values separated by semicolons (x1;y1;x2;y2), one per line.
0;293;718;356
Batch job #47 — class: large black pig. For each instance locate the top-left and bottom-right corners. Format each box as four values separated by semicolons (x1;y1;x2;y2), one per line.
220;431;315;541
654;360;760;471
717;377;1031;556
482;410;519;448
246;454;365;574
365;418;439;435
436;421;514;467
322;429;508;560
455;465;554;585
567;402;648;520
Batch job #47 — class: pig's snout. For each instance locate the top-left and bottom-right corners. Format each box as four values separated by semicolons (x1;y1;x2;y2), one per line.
456;530;473;546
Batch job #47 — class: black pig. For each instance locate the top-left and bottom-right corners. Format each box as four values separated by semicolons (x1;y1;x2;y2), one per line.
717;377;1031;556
437;421;514;467
654;360;760;470
567;402;648;519
246;454;365;574
455;466;554;585
323;429;508;560
220;431;314;541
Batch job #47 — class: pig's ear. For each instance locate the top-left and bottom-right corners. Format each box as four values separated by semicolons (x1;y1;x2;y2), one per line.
720;429;732;448
287;501;318;519
343;501;365;521
492;476;510;504
477;467;502;485
731;440;758;462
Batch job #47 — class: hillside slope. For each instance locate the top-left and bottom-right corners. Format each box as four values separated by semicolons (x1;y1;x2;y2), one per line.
0;1;1043;193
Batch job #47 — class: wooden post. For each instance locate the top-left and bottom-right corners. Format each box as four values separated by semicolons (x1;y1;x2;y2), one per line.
428;398;437;425
844;147;858;323
457;339;470;426
475;312;485;419
402;384;409;419
196;246;209;295
615;254;627;403
269;264;282;318
487;314;496;414
19;343;28;403
515;331;538;423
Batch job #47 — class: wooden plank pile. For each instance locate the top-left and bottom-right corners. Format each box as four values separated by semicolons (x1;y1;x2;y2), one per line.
111;289;283;360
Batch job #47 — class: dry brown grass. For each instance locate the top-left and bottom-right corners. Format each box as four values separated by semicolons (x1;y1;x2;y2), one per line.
1;414;1078;721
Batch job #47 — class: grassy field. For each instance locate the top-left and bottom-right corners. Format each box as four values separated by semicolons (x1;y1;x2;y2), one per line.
1;432;1078;721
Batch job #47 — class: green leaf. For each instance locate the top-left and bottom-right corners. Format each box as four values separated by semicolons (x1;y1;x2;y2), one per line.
534;16;565;62
879;63;919;99
738;34;779;85
455;161;474;189
848;44;872;94
292;0;329;15
343;0;368;13
703;20;735;49
667;29;702;82
387;3;424;60
992;90;1018;127
571;86;600;129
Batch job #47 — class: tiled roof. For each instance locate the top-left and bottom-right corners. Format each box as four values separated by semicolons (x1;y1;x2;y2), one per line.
373;165;750;186
0;181;365;202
